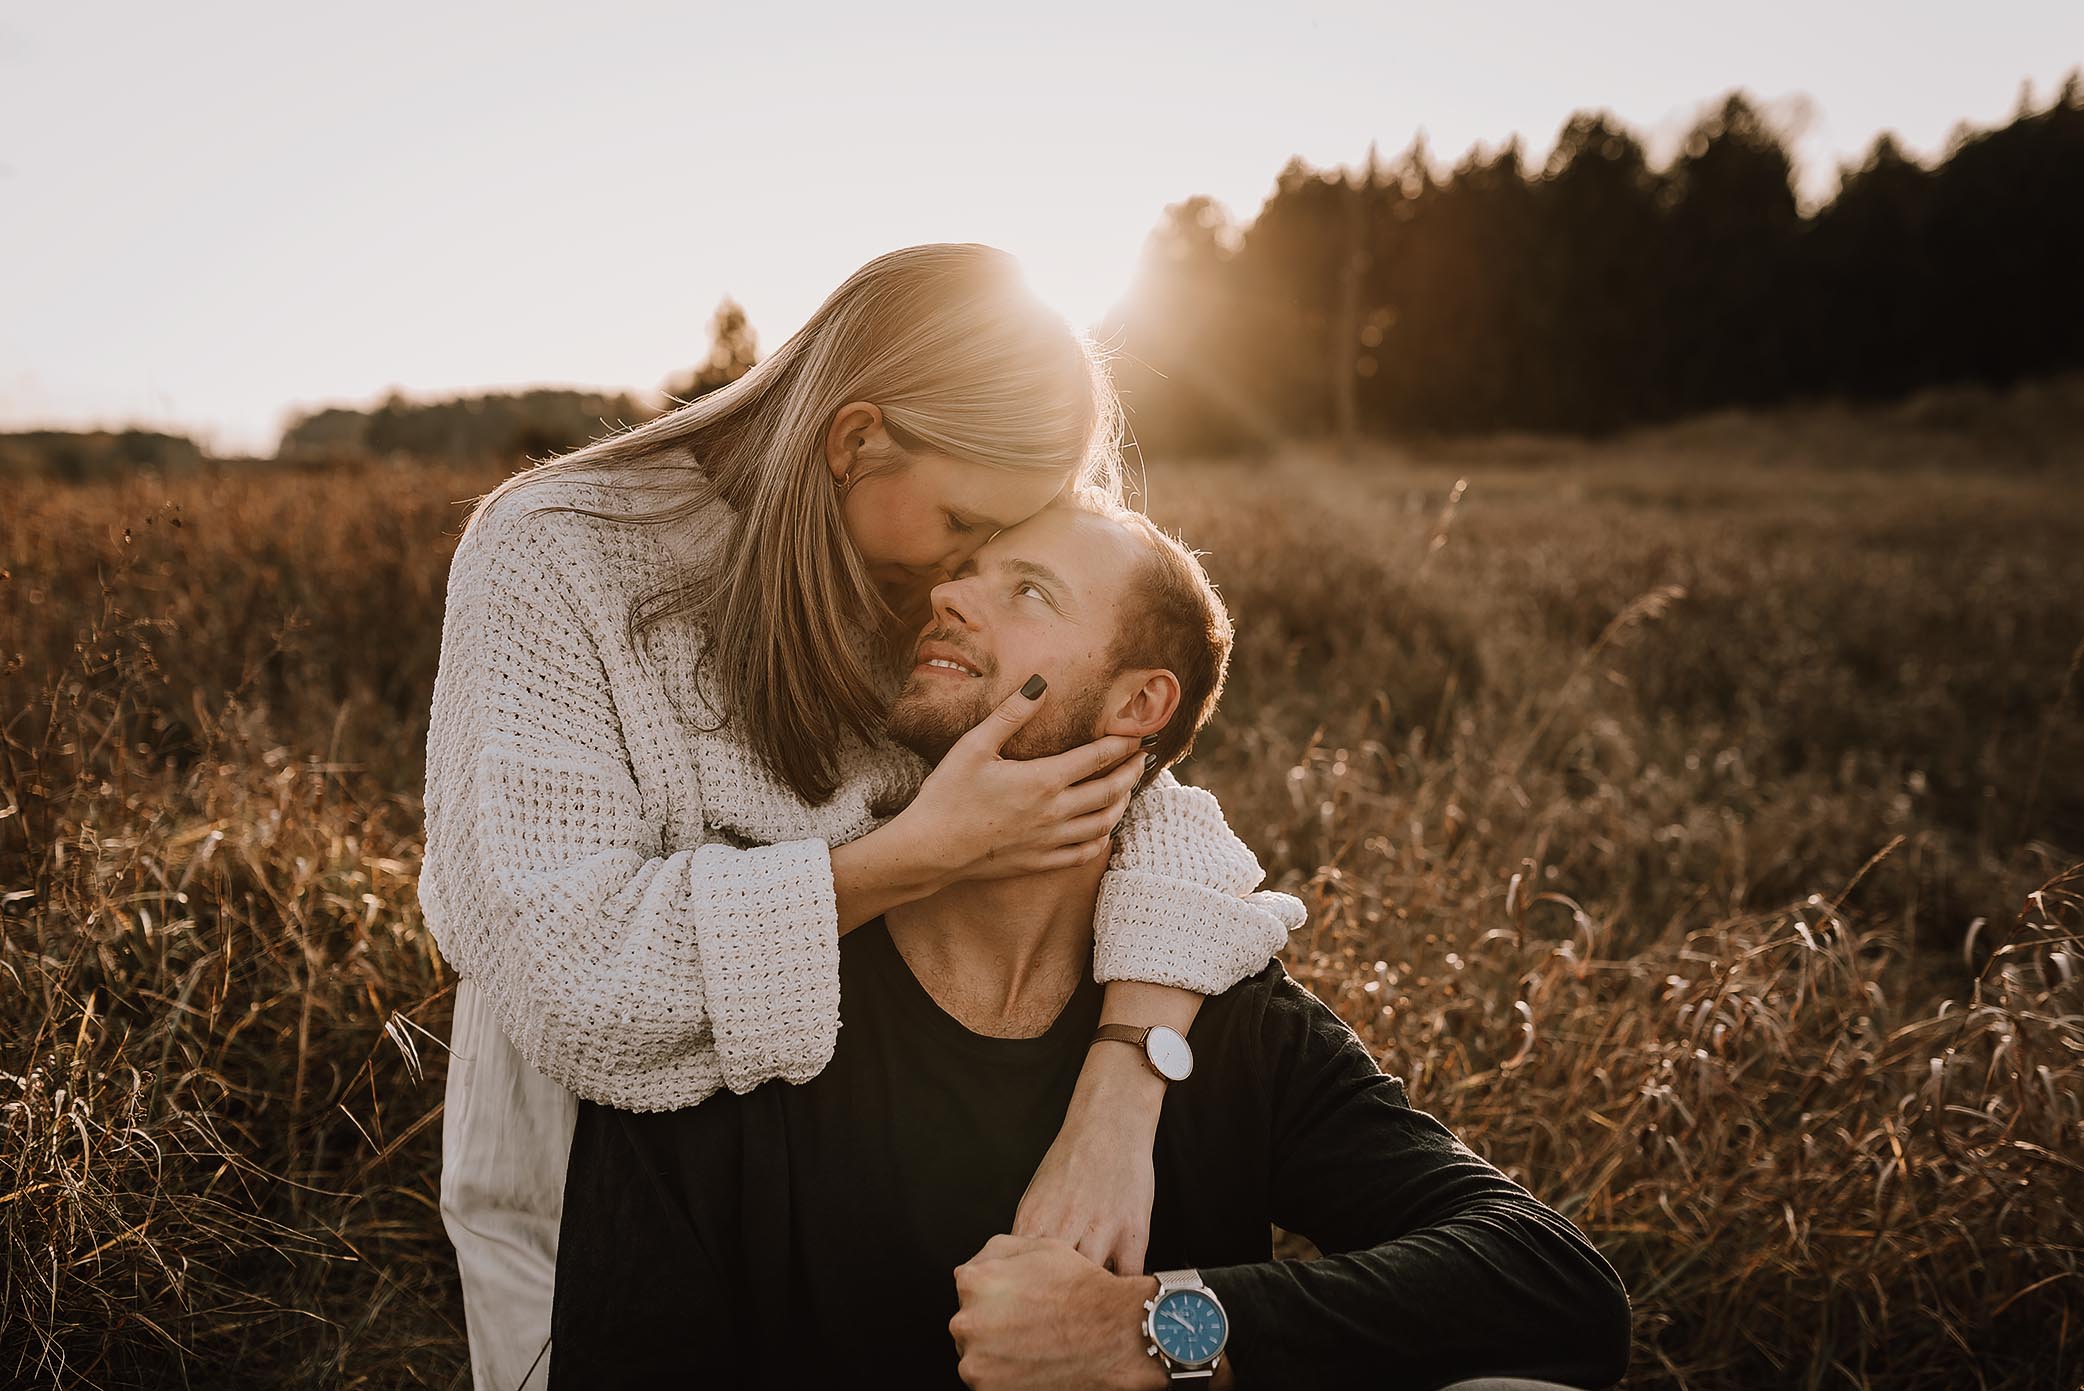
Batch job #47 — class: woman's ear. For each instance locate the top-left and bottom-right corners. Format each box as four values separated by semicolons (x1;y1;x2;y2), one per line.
825;401;886;483
1105;670;1182;742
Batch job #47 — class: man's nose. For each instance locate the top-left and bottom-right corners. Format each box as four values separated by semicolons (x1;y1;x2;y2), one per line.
929;574;979;630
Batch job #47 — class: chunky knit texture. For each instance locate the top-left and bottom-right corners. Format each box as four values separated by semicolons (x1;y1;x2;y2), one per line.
419;469;1305;1112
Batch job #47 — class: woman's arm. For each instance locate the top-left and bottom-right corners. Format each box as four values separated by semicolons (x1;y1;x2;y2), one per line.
422;510;855;1108
829;828;947;934
1015;768;1305;1272
1091;767;1306;987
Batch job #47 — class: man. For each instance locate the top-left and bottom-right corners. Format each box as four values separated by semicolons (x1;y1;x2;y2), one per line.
550;499;1632;1390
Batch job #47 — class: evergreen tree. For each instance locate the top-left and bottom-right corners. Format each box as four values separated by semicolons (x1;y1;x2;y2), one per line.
1532;112;1668;431
1800;133;1939;398
1656;93;1804;414
666;298;761;402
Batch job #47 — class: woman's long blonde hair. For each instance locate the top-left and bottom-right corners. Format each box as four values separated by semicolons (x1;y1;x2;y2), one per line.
473;243;1124;804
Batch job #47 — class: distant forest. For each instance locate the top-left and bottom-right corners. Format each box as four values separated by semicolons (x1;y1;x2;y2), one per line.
270;300;760;464
1103;80;2084;451
9;78;2080;476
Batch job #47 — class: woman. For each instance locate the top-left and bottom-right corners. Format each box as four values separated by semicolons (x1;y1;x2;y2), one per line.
419;244;1303;1389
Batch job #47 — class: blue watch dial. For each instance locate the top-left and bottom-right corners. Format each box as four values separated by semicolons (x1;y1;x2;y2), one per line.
1150;1288;1227;1364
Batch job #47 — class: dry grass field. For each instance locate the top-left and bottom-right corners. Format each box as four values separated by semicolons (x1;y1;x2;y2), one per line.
5;376;2083;1389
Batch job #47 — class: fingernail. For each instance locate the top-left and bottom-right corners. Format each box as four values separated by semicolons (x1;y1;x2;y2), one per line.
1020;673;1047;700
1139;734;1161;748
1142;753;1156;771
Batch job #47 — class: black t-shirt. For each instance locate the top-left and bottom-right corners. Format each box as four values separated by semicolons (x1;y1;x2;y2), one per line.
551;919;1629;1390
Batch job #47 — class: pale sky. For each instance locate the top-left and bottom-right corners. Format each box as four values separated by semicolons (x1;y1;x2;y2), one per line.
3;2;2079;453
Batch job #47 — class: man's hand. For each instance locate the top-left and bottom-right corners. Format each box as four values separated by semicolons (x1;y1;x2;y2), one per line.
950;1235;1167;1391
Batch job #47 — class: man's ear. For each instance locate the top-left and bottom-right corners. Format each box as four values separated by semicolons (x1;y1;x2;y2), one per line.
1102;670;1181;742
825;401;886;483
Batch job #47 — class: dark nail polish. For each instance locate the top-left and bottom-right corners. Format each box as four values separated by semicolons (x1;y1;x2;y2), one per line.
1020;673;1047;700
1140;734;1161;748
1143;752;1157;771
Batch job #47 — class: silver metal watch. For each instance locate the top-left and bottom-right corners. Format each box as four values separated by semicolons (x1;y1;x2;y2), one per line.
1142;1267;1230;1380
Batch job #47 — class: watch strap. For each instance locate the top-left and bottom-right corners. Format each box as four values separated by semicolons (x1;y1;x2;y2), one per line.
1091;1023;1153;1053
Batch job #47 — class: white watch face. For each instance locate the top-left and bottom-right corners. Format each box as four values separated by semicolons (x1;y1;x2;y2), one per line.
1145;1025;1194;1082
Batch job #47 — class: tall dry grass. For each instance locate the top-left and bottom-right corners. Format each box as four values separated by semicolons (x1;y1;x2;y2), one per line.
4;387;2082;1388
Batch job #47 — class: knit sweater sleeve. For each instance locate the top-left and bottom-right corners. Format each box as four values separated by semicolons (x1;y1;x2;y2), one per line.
1089;768;1305;993
418;502;840;1111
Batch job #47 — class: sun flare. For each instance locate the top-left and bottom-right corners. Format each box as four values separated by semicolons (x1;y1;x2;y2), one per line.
1011;244;1140;334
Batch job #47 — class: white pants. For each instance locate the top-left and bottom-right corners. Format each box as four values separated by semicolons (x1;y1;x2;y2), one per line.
440;976;578;1391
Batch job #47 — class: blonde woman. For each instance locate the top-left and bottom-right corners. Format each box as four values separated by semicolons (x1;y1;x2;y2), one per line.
418;244;1303;1389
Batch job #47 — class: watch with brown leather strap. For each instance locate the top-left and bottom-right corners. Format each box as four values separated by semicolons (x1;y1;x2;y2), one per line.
1089;1023;1195;1082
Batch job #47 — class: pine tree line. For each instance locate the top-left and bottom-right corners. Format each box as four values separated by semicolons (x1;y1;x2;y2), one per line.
1101;79;2084;450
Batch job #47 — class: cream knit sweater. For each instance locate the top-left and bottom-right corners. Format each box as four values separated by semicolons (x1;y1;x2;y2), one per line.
418;469;1305;1113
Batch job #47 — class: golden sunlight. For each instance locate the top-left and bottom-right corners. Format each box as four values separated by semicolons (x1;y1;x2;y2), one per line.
1010;241;1141;334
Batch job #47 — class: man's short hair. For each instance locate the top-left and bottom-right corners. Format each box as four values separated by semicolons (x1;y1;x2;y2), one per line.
1080;495;1233;778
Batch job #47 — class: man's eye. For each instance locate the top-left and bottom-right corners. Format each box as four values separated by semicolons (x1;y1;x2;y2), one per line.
1016;581;1047;602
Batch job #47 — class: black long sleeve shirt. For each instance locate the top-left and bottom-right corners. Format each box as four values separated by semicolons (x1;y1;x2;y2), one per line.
551;918;1631;1389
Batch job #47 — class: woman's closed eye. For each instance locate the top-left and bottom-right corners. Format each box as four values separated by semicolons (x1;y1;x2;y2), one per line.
945;511;976;535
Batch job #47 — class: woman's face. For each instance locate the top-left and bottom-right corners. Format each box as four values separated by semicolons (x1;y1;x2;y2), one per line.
827;404;1069;612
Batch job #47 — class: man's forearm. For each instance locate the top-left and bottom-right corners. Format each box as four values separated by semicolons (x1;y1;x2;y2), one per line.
1197;1202;1630;1390
1246;979;1632;1388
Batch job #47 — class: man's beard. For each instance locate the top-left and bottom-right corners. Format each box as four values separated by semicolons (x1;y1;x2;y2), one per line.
886;629;1107;765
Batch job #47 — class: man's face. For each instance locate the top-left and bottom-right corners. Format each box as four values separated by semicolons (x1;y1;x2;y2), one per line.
886;505;1145;764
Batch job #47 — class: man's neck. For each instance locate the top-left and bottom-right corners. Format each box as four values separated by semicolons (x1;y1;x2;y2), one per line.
883;858;1108;1039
